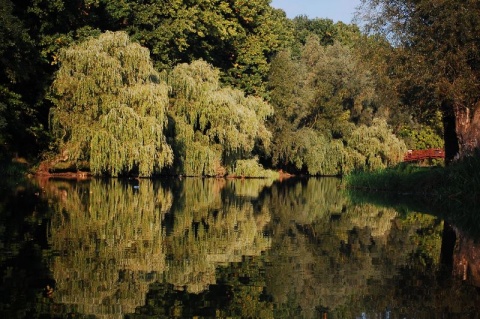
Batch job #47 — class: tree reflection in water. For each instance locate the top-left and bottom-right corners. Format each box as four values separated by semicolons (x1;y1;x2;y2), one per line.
1;177;479;318
45;177;272;318
47;179;170;318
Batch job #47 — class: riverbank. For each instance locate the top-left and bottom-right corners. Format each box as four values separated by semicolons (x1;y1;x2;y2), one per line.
345;156;480;237
1;156;293;180
345;156;480;205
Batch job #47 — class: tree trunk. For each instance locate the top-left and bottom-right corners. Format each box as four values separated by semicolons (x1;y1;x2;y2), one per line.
443;100;480;162
453;102;480;157
442;101;459;164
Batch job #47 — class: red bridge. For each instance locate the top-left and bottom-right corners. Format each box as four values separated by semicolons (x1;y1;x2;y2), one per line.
404;148;445;162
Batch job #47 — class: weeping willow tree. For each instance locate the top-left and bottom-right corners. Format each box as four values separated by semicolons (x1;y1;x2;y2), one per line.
49;31;173;176
164;60;274;176
272;127;345;176
343;118;406;173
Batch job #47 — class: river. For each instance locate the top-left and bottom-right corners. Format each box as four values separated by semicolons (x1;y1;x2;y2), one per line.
0;176;479;318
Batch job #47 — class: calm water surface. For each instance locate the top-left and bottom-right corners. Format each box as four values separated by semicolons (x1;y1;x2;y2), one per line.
0;176;479;319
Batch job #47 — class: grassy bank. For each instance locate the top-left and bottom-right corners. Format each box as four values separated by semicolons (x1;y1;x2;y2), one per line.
345;156;480;205
345;156;480;237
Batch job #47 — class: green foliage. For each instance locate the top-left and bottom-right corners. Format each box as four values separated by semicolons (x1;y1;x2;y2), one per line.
268;30;404;175
346;155;480;205
345;118;407;172
271;128;343;176
2;0;431;178
166;60;273;176
267;50;308;128
0;0;36;84
292;16;339;46
272;119;406;176
359;0;480;156
0;0;46;157
50;31;173;176
223;2;293;95
300;38;375;133
399;125;444;150
0;0;295;165
0;87;21;145
232;157;279;179
346;155;480;237
291;16;362;53
101;0;293;95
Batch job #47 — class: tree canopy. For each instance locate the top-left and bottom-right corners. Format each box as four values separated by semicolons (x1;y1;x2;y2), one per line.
359;0;480;160
0;0;46;157
165;60;275;176
50;31;173;176
268;33;406;175
3;1;454;176
49;32;276;177
98;0;293;95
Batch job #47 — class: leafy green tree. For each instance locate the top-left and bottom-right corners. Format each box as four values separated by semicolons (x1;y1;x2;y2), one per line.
270;127;344;175
292;17;363;47
344;119;406;172
165;60;274;176
268;33;405;175
270;36;376;137
300;38;375;135
292;16;339;47
398;111;444;150
2;0;292;164
49;31;173;176
0;0;113;160
358;0;480;161
287;16;364;62
0;0;46;157
100;0;293;95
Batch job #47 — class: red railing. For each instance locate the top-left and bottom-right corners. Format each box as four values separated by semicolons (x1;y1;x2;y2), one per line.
404;148;445;162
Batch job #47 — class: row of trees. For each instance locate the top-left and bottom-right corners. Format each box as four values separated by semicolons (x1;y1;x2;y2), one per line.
49;30;405;176
49;31;276;176
4;0;476;176
0;0;289;157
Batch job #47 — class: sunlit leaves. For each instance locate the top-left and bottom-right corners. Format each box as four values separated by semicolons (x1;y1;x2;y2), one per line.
166;60;273;176
399;123;444;150
50;31;173;176
233;158;279;179
345;119;407;171
268;32;401;175
106;0;292;95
